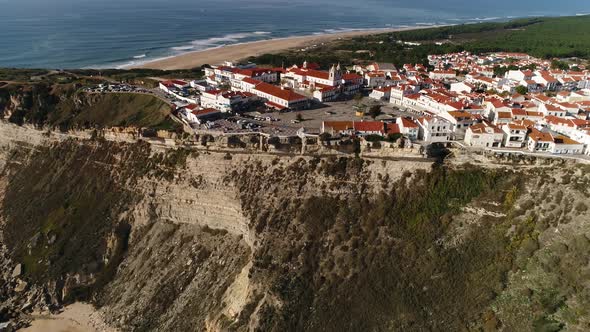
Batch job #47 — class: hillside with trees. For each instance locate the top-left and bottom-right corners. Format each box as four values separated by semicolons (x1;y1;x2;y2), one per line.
249;15;590;68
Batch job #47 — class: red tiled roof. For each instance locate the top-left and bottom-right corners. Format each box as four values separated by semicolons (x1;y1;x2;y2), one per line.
506;123;527;130
289;68;330;80
570;118;590;127
544;104;562;112
526;111;543;117
242;77;261;85
386;123;401;134
265;101;287;110
447;111;473;119
553;135;580;145
343;73;363;81
191;108;220;117
323;121;354;131
469;123;502;134
513;119;536;128
254;82;307;102
399;117;418;128
511;108;527;116
528;128;553;142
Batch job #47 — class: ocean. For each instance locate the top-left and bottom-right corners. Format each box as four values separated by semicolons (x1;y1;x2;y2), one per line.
0;0;588;69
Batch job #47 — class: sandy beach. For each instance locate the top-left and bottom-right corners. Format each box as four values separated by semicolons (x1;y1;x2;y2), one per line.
20;303;117;332
135;26;440;70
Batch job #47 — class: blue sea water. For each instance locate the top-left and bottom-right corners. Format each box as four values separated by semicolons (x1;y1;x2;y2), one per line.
0;0;588;69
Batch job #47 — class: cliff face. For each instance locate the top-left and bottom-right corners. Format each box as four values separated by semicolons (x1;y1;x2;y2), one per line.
1;122;590;332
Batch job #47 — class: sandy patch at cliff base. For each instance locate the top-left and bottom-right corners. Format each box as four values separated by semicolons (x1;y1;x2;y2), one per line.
20;303;117;332
135;26;443;70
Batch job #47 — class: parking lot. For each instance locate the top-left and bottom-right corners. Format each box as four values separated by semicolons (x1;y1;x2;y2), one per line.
243;98;424;131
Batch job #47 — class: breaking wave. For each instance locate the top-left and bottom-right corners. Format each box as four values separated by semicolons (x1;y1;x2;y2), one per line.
170;31;272;52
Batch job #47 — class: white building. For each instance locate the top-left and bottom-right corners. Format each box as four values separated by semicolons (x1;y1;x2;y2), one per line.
539;104;567;117
571;128;590;155
238;79;309;110
551;135;584;154
389;85;419;106
396;117;419;140
464;122;504;148
527;129;554;152
369;86;392;101
181;105;221;125
450;82;475;94
364;72;388;88
505;70;533;82
416;116;452;143
200;89;253;113
428;70;456;80
159;79;189;93
501;123;527;148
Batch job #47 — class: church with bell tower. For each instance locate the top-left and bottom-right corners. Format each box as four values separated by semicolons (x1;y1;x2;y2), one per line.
329;63;343;84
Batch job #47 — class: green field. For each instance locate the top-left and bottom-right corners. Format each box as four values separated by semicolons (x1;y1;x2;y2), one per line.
250;15;590;68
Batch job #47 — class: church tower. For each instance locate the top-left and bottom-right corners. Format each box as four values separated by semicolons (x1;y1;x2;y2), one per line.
329;64;342;85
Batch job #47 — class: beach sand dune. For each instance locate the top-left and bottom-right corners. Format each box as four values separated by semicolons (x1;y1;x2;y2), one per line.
135;27;439;70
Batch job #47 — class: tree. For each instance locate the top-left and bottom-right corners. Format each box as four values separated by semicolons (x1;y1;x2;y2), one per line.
493;66;509;78
386;133;403;142
365;134;383;142
515;86;528;95
551;60;569;70
296;113;304;122
368;105;382;119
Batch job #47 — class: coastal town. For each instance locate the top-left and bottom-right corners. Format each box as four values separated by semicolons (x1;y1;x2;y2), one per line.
89;51;590;157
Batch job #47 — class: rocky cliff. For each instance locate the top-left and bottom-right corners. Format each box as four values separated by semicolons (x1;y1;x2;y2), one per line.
1;121;590;331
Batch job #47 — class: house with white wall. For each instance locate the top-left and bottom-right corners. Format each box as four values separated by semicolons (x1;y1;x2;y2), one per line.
501;123;527;148
527;129;553;152
416;116;452;143
464;122;504;148
396;117;419;140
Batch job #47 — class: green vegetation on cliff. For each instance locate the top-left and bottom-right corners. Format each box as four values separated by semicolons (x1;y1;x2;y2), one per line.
0;140;195;299
1;137;590;331
232;159;520;331
228;157;590;331
0;83;178;131
250;15;590;67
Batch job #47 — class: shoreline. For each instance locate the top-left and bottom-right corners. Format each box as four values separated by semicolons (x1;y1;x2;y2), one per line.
133;25;447;70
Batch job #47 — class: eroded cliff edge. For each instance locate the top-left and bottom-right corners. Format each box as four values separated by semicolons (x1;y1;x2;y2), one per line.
1;122;590;331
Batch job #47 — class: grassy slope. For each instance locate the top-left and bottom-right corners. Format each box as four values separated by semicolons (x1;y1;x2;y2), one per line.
0;83;177;131
56;92;172;128
249;16;590;67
